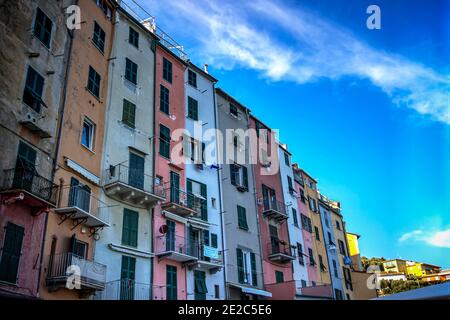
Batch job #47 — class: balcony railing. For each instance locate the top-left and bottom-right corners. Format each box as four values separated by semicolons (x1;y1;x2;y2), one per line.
267;240;295;263
1;168;58;206
54;186;109;229
154;234;198;263
46;253;107;291
94;279;164;300
103;163;165;208
261;197;288;222
186;244;223;272
161;187;205;217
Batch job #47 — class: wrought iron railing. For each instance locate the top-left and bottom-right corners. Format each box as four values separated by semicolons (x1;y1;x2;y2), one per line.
154;234;199;257
268;239;293;257
57;186;110;224
95;279;162;300
103;163;165;198
262;197;287;216
47;253;106;289
1;168;58;205
166;187;206;214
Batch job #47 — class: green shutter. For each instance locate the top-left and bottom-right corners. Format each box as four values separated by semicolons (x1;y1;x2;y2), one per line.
194;270;207;300
159;124;170;158
0;222;24;283
188;97;198;121
200;183;207;221
203;230;210;246
230;164;236;185
250;252;257;286
275;271;284;283
236;248;244;284
242;166;248;190
166;265;177;300
122;99;136;128
211;233;218;248
237;205;248;230
122;209;138;247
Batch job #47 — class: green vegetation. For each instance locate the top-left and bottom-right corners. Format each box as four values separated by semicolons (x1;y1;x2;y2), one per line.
361;256;386;271
379;278;443;295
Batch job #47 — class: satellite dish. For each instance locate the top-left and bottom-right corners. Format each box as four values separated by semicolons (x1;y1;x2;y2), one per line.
170;114;176;120
159;224;169;234
93;233;100;241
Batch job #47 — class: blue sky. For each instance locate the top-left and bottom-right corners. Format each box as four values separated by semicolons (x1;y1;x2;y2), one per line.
132;0;449;267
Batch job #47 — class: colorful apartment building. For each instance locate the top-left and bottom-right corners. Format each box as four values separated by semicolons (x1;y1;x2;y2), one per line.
278;145;309;297
215;88;268;300
0;0;71;299
39;0;116;299
94;7;161;300
405;261;441;277
249;116;295;300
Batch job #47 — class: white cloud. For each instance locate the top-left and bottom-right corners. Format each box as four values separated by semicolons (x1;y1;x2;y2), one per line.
142;0;449;124
398;229;450;249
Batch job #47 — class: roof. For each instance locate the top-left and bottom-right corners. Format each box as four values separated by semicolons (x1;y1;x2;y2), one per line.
347;232;361;239
188;62;218;83
215;88;251;113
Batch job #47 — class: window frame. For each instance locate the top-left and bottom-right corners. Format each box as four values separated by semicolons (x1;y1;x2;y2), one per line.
87;66;101;98
160;85;170;115
92;21;106;53
122;99;136;128
128;26;139;48
188;69;197;88
162;57;173;83
33;7;53;48
81;117;95;151
125;58;138;85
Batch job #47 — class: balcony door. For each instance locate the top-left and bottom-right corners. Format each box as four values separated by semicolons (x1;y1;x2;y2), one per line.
120;256;136;300
70;234;88;259
170;171;180;203
129;152;144;189
14;141;37;191
165;220;175;252
269;225;280;254
69;177;91;212
262;185;276;210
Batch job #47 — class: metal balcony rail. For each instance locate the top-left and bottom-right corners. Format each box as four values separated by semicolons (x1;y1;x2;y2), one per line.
56;186;110;226
46;253;107;290
1;168;58;205
154;234;199;258
262;198;287;215
103;163;165;199
164;186;206;213
95;279;163;300
268;240;293;257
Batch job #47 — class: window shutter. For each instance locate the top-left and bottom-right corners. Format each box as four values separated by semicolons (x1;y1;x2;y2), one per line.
236;248;244;284
242;166;248;190
230;164;236;185
211;233;218;248
203;230;210;246
250;252;257;286
200;183;207;221
0;222;25;283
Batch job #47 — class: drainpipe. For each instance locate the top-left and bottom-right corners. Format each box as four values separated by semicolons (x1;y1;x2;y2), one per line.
212;83;227;299
37;2;77;298
248;111;266;298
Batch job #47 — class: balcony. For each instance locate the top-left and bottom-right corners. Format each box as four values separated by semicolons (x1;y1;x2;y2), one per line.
186;244;223;273
161;187;204;217
95;279;164;300
154;234;198;263
298;283;334;299
261;198;288;222
103;163;165;208
54;186;109;234
46;253;107;291
267;240;295;263
0;168;58;207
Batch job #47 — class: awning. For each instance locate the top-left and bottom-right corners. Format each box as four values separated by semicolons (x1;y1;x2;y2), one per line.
228;283;272;298
66;158;100;185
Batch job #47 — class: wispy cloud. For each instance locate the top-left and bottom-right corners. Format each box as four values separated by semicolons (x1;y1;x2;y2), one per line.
144;0;449;124
398;229;450;249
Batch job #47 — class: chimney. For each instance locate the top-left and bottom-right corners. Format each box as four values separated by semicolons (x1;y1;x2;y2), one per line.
203;64;209;74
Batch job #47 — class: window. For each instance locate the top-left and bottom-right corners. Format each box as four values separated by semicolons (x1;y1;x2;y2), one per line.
324;212;330;227
275;271;284;283
187;96;198;121
194;270;207;300
230;104;238;117
129;152;145;189
319;254;326;271
16;141;37;170
125;58;138;85
160;85;170;114
33;8;52;48
166;265;177;300
211;233;218;248
343;267;353;291
230;164;248;191
301;214;313;233
122;208;138;247
121;99;136;128
187;179;207;221
81;118;95;150
214;285;220;299
0;222;24;283
23;66;44;112
309;197;317;212
95;0;113;20
237;248;257;286
301;280;307;288
299;189;306;203
87;66;101;98
237;205;248;230
312;281;316;287
159;124;170;158
284;152;290;166
188;69;197;87
163;57;172;83
308;248;315;266
92;21;105;52
335;289;343;300
183;136;204;164
336;220;341;230
287;176;295;194
314;226;320;241
70;235;88;258
129;27;139;48
297;242;304;266
332;260;338;278
69;177;91;212
292;208;299;227
327;232;335;246
120;255;136;300
338;240;346;256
